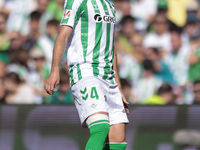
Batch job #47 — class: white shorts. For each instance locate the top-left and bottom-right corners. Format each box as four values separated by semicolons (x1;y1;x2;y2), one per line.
71;76;129;127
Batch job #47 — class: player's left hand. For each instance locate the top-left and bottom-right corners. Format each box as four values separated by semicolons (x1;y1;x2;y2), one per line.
121;92;129;115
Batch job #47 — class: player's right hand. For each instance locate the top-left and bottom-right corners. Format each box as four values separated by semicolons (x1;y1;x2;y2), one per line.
44;70;60;95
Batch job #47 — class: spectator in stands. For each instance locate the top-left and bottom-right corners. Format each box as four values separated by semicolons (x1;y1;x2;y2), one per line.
0;54;9;78
143;83;174;105
130;33;144;63
7;49;30;80
144;47;175;84
192;81;200;105
47;0;64;22
23;11;42;51
24;10;54;64
164;30;190;87
36;0;53;33
143;13;171;52
47;69;74;104
6;31;24;51
4;72;35;104
118;33;143;87
27;47;50;104
0;78;6;104
46;19;59;43
117;15;135;54
188;44;200;82
0;12;10;51
120;78;136;104
130;0;158;31
134;59;162;103
120;0;131;17
184;13;200;43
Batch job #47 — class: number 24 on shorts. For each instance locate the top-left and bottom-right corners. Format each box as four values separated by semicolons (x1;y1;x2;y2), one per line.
80;87;99;100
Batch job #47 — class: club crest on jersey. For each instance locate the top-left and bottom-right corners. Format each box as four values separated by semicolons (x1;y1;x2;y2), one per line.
64;10;71;19
93;13;116;24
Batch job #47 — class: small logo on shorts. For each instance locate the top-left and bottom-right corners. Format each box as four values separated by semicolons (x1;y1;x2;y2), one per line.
91;103;97;108
64;10;71;19
122;109;126;113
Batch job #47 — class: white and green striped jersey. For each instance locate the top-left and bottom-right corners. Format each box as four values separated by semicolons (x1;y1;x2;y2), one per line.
60;0;116;86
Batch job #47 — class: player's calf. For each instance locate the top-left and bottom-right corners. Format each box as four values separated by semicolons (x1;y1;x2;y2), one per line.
85;114;110;150
103;123;127;150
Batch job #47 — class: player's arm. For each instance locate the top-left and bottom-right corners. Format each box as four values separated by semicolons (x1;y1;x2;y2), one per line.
45;26;73;95
113;49;129;114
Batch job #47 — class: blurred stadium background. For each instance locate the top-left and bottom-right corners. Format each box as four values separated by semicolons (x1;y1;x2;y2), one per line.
1;0;200;149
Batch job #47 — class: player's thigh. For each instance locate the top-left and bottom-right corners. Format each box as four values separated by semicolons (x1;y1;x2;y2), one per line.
107;123;126;143
71;77;108;127
106;83;129;127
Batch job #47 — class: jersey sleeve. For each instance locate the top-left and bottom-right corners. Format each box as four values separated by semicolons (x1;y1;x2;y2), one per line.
60;0;83;28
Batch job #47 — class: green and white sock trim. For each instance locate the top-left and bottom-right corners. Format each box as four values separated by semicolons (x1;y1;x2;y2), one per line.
88;120;110;128
86;114;109;126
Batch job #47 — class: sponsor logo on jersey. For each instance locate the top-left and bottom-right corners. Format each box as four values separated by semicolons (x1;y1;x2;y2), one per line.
94;14;102;22
94;13;116;24
64;10;71;19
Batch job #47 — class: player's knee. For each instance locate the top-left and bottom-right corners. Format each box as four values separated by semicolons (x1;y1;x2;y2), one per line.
110;136;126;143
85;114;110;150
87;114;110;138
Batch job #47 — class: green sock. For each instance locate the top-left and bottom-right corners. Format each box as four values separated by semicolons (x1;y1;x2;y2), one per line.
103;143;127;150
85;120;110;150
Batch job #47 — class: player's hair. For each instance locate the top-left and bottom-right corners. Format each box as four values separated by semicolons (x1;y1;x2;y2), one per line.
59;69;69;84
47;19;60;27
30;11;42;21
157;83;173;95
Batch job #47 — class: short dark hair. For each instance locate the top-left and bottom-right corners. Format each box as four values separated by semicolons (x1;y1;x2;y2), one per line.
47;19;60;27
5;72;23;84
121;15;135;25
169;23;182;35
194;80;200;86
142;59;154;71
30;11;41;21
120;78;132;89
157;83;173;95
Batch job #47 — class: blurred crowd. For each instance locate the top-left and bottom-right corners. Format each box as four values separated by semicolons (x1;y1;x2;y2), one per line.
0;0;200;105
